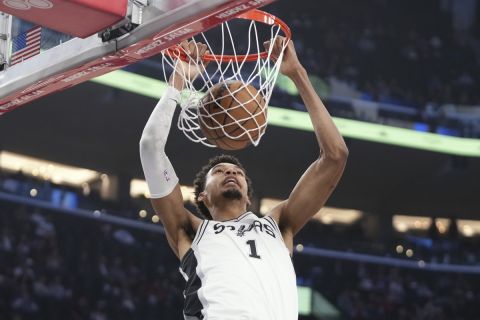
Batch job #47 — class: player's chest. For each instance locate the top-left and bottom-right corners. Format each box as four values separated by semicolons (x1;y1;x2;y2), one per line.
206;219;277;240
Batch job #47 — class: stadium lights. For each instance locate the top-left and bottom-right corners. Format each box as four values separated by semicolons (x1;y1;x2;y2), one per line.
394;216;480;237
259;198;282;214
260;197;363;224
91;70;480;157
318;206;363;224
0;151;100;186
130;179;150;198
393;215;432;232
138;210;148;218
458;220;480;237
435;218;450;234
130;178;195;203
180;185;196;203
81;182;91;196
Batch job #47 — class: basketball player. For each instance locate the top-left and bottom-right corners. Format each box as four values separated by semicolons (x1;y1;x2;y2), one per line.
139;38;348;319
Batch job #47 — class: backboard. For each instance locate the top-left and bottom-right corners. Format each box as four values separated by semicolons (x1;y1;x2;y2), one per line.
0;0;275;115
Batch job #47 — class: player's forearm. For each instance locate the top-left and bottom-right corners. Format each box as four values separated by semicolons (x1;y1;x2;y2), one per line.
140;87;179;142
289;67;348;159
139;87;180;198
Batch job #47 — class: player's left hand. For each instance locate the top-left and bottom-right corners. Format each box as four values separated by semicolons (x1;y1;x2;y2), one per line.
264;36;302;78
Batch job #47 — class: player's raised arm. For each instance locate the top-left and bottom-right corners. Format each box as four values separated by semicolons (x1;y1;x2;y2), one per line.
266;38;349;247
139;41;208;259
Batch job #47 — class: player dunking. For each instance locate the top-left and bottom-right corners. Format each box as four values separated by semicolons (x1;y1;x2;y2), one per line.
139;38;348;320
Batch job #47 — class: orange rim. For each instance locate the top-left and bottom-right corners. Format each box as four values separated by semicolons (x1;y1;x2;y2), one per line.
165;9;291;63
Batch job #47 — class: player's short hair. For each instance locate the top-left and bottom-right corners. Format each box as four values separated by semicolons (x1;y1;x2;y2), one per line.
193;155;253;220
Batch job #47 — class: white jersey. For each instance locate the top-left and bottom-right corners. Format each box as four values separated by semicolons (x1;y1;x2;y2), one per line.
179;212;298;320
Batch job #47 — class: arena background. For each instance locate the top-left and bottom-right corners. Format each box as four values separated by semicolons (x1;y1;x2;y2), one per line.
0;0;480;319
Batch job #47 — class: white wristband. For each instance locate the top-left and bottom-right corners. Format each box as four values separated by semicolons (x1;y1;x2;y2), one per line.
139;86;180;198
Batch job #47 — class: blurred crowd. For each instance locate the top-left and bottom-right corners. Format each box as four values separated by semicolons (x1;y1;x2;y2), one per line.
281;0;480;108
0;203;184;320
296;257;480;320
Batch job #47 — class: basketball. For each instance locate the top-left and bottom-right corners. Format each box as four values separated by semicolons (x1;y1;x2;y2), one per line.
198;81;267;150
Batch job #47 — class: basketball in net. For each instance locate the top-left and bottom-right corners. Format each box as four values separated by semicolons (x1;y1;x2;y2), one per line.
199;80;267;150
161;10;291;150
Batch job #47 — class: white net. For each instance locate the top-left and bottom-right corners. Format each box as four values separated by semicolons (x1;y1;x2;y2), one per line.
160;11;289;149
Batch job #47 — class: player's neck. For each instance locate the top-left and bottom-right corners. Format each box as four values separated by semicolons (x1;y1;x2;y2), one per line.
210;201;248;221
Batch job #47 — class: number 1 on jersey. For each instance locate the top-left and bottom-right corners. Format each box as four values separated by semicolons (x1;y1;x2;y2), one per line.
246;240;261;259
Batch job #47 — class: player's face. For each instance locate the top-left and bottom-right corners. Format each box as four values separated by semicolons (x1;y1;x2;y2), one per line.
204;162;249;204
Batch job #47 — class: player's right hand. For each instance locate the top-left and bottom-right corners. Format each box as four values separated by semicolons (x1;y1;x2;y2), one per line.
174;40;210;81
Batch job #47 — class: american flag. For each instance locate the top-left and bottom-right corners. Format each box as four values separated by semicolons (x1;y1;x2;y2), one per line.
10;26;42;66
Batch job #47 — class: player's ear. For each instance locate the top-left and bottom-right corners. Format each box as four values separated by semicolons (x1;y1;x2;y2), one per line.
198;191;209;205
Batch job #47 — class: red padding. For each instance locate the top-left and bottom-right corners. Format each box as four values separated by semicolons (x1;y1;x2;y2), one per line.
0;0;128;38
